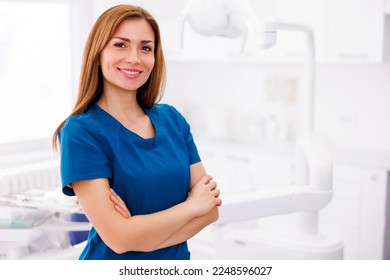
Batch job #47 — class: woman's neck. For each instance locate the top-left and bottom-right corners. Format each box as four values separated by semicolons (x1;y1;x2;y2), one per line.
97;90;145;122
97;90;155;138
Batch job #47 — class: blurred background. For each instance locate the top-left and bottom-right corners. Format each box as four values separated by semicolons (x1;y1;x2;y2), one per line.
0;0;389;260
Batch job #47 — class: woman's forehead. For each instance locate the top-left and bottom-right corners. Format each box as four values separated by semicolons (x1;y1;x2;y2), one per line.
112;18;155;42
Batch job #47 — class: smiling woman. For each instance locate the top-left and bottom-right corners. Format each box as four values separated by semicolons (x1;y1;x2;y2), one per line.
0;1;72;144
52;4;221;260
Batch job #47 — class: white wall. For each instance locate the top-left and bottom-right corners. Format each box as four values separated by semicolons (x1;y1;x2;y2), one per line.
316;64;390;152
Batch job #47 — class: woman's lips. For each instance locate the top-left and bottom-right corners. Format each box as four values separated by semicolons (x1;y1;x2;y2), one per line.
119;68;142;78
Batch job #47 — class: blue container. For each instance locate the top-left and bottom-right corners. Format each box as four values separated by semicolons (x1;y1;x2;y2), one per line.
68;213;89;245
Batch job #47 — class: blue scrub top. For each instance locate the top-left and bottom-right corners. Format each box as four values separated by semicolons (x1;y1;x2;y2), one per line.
58;103;201;260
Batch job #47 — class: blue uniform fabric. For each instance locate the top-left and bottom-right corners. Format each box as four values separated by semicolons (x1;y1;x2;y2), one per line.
58;103;201;260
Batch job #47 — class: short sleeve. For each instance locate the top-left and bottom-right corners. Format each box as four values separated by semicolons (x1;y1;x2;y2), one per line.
58;117;112;196
171;107;201;165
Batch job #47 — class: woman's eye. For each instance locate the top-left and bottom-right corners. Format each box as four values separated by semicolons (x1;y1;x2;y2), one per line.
141;46;153;52
114;43;126;48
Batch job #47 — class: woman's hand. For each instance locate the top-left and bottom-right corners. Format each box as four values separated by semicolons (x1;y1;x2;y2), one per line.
186;174;222;217
110;188;131;218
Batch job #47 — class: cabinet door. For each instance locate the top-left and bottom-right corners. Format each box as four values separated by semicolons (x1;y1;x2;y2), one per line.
326;0;385;63
359;168;388;259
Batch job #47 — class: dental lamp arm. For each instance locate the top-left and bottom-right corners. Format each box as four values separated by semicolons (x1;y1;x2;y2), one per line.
259;17;315;133
177;8;188;49
216;186;332;225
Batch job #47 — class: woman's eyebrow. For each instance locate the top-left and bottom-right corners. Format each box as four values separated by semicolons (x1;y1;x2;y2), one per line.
112;36;130;42
112;36;154;44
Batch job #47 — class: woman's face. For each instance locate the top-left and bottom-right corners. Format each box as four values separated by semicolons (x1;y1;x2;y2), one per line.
99;19;155;95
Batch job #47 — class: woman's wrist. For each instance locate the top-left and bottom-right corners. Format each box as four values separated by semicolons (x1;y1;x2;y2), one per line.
182;199;202;218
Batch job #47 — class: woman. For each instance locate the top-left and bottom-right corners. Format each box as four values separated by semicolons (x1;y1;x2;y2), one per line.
52;4;222;260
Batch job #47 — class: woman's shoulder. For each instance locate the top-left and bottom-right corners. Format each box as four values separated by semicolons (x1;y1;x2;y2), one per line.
151;103;175;112
149;103;190;130
61;107;101;136
150;103;184;119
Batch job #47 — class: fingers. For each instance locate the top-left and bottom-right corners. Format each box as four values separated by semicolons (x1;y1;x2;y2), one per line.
212;187;220;198
207;180;222;206
210;182;222;206
187;174;222;216
199;174;213;185
200;174;220;199
110;188;131;218
198;173;216;189
216;197;222;206
208;180;217;190
114;204;131;218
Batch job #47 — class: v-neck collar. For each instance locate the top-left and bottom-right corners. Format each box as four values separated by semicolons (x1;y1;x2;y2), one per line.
91;103;161;148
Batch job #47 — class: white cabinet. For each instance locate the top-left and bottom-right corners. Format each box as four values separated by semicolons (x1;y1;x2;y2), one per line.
326;0;388;63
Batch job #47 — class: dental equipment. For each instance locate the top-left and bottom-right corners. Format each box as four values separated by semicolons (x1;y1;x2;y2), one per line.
177;0;340;257
178;0;249;53
217;17;322;226
209;16;342;259
219;17;322;223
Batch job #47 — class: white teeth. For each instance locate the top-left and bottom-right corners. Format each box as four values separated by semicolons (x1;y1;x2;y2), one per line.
121;69;139;75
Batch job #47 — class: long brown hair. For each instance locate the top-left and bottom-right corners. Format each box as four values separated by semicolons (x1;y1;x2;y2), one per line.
52;5;166;149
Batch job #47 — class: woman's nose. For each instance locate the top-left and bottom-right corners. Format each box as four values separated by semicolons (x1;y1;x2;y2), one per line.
125;49;141;64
